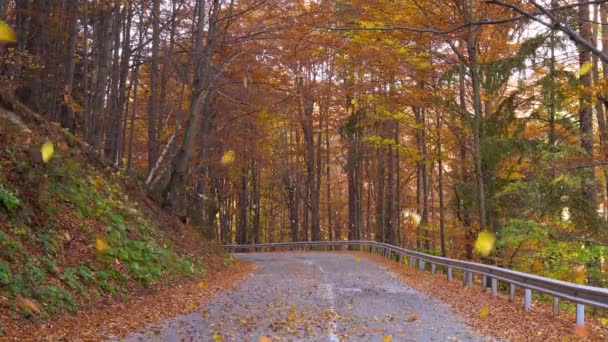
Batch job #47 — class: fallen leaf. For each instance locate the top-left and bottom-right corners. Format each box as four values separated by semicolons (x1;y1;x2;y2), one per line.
258;337;272;342
383;335;392;342
574;326;590;338
407;314;418;322
18;297;41;315
479;305;489;319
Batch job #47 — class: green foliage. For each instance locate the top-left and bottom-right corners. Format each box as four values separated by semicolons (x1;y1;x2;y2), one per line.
0;263;11;285
34;284;77;314
0;184;20;213
223;255;236;266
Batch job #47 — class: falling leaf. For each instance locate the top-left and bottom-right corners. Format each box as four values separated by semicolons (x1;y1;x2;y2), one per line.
0;20;16;45
95;237;109;254
382;335;392;342
221;150;235;165
574;326;590;338
355;257;361;263
41;142;55;163
18;297;41;315
258;337;272;342
479;305;490;319
474;230;496;257
579;62;593;77
348;304;353;312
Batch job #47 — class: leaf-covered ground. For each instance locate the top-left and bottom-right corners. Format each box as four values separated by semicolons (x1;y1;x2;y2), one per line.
0;261;253;340
353;251;608;341
0;105;250;339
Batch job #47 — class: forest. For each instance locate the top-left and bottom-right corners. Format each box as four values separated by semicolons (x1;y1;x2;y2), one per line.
0;0;607;290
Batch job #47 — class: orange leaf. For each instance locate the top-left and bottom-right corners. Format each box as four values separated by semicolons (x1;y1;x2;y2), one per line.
574;326;590;338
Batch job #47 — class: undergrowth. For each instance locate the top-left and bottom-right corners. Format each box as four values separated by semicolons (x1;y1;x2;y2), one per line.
0;117;205;322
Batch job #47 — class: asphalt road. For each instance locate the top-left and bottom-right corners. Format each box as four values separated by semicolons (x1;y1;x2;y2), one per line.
123;252;486;342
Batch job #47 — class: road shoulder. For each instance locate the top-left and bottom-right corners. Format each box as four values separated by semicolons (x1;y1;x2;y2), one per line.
353;251;607;341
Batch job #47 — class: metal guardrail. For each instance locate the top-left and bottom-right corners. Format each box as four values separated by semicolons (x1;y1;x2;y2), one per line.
223;240;608;327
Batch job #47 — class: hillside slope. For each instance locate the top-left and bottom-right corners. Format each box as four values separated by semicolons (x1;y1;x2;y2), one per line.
0;91;233;335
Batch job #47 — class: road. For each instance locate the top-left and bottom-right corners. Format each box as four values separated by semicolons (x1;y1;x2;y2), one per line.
123;252;486;342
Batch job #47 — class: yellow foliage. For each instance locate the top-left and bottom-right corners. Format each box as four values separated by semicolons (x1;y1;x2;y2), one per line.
474;231;496;257
41;142;55;163
382;335;392;342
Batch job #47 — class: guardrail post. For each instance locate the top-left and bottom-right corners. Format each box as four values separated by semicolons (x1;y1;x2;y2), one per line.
467;272;473;288
576;304;584;327
431;263;436;274
491;278;497;297
524;289;532;310
509;284;515;301
462;271;467;286
553;297;560;316
447;267;453;281
481;275;487;292
398;254;404;263
419;259;425;271
409;257;415;268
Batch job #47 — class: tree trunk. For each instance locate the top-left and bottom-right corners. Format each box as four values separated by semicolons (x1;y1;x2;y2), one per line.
578;2;598;214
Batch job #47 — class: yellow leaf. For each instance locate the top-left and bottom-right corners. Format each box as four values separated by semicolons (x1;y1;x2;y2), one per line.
0;20;16;44
579;62;593;77
212;333;223;342
479;305;490;319
258;337;272;342
474;231;496;257
190;302;197;310
95;237;109;254
199;280;206;288
221;150;235;165
41;142;55;163
383;335;392;342
355;257;361;263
